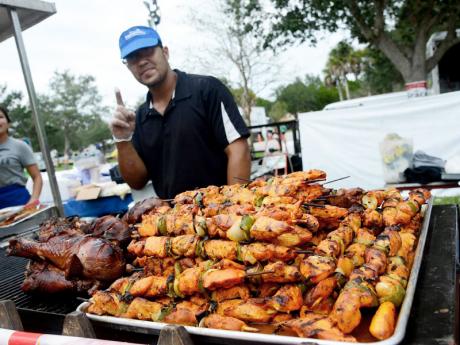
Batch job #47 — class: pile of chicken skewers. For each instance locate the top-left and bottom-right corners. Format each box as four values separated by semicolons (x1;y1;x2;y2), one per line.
86;169;430;342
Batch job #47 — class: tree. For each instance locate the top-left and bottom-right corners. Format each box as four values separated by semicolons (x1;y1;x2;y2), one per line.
361;47;405;94
275;75;339;114
324;41;405;97
268;100;288;122
41;71;110;155
0;85;39;149
246;0;460;84
187;0;279;125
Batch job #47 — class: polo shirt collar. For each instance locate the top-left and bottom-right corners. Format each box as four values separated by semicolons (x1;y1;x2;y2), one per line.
143;69;192;108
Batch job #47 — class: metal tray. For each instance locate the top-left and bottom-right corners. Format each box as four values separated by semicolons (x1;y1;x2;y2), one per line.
77;200;434;345
0;205;58;240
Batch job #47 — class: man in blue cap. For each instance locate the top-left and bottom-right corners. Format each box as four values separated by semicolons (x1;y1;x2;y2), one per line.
110;26;251;199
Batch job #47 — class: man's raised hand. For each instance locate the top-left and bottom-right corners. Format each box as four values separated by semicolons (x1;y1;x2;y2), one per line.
110;88;136;142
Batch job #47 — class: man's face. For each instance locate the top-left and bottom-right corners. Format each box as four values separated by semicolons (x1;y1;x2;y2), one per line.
125;46;170;88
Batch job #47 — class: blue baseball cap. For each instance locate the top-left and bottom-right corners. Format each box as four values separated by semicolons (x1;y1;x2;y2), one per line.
119;26;162;59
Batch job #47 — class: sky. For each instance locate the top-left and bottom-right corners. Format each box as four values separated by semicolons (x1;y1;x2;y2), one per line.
0;0;346;116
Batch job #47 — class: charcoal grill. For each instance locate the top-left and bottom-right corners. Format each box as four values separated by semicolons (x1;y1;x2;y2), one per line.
0;222;82;334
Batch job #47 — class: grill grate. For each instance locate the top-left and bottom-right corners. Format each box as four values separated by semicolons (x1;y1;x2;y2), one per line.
0;247;81;316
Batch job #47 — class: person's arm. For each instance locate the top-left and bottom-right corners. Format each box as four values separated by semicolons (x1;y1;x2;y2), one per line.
116;141;149;189
225;137;251;185
24;164;42;205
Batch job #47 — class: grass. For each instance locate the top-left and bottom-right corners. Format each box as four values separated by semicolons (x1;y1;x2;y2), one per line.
434;196;460;205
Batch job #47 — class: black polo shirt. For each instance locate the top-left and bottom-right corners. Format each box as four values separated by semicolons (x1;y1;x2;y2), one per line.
132;70;249;199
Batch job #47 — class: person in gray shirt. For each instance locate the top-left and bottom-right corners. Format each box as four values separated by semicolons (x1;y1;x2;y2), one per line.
0;106;42;209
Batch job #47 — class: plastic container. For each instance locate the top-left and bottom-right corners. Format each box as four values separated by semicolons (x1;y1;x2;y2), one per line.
380;133;413;183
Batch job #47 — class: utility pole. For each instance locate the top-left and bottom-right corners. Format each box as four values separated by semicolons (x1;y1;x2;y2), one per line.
144;0;161;28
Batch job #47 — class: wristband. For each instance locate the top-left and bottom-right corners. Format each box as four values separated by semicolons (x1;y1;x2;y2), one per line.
113;133;133;143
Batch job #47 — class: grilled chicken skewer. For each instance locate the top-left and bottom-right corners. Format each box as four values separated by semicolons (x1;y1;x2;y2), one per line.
128;235;297;264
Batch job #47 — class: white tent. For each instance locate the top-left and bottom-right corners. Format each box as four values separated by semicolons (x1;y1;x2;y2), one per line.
299;91;460;190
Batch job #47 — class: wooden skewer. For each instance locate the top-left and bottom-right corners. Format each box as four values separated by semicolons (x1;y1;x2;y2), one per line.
320;176;350;185
303;203;326;208
245;270;275;277
295;249;315;255
305;178;327;184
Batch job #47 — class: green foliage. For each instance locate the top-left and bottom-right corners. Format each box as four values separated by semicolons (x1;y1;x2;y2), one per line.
268;100;288;122
255;97;273;115
246;1;460;82
0;85;39;149
361;48;405;94
41;71;111;154
275;75;339;113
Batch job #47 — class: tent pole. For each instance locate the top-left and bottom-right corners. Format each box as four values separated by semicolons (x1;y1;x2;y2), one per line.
8;7;64;216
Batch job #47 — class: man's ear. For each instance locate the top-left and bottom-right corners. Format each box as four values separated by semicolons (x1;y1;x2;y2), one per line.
162;46;169;60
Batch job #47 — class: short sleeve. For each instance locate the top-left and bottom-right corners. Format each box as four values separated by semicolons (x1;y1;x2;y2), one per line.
204;78;250;148
18;141;36;166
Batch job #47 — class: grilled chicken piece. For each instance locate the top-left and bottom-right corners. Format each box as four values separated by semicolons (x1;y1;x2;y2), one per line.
274;225;312;247
87;291;127;316
304;276;337;308
262;261;302;283
315;238;344;258
280;313;357;342
84;215;131;246
204;240;238;261
349;265;379;283
37;217;86;242
175;266;203;296
300;255;336;283
22;261;101;295
217;298;276;323
327;188;364;208
136;206;171;237
355;227;376;246
409;188;431;206
207;214;241;238
8;235;125;281
201;314;258;332
202;268;246;290
133;257;175;276
397;232;417;267
362;209;383;229
308;205;349;223
331;290;362;334
373;229;402;256
331;278;378;333
240;243;296;263
365;247;388;275
249;216;293;241
143;236;169;257
163;297;209;326
129;275;171;298
257;283;282;297
122;197;170;225
123;297;163;320
211;285;250;302
268;284;303;312
220;184;256;205
164;205;197;236
361;190;386;210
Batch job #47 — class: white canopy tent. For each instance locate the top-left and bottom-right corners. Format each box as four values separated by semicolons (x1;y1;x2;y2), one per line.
299;91;460;190
0;0;63;214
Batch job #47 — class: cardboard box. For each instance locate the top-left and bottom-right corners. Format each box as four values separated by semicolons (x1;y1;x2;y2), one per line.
75;185;101;201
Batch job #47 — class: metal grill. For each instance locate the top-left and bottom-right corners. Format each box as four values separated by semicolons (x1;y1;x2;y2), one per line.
0;247;81;316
